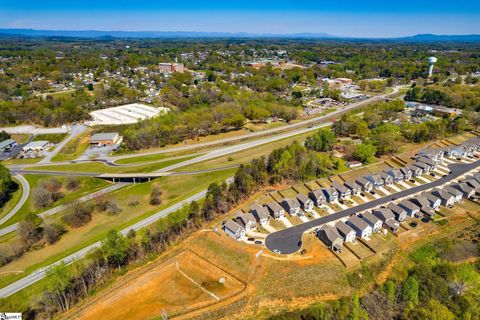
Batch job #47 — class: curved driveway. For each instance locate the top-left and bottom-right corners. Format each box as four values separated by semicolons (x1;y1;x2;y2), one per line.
0;174;30;226
265;160;480;255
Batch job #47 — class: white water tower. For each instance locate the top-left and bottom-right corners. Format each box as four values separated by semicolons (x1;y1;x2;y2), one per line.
428;56;437;77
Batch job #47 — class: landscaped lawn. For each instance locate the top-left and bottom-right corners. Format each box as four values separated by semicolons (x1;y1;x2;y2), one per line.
0;168;236;289
32;133;67;144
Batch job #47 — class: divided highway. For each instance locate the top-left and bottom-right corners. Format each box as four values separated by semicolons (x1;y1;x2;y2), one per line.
265;160;480;254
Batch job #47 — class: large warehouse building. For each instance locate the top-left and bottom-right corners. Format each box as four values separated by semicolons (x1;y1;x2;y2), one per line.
88;103;169;126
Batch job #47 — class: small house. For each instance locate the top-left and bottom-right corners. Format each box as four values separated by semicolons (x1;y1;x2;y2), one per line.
89;132;122;146
387;203;407;222
223;220;246;241
308;189;326;207
361;212;383;232
431;189;455;208
386;169;404;183
451;145;472;158
413;161;430;174
410;196;431;210
356;177;373;192
418;156;438;169
399;199;420;217
234;211;257;232
405;164;422;177
0;139;17;153
265;202;285;219
383;219;400;232
332;181;351;199
250;203;269;224
322;187;339;203
379;172;394;186
347;215;373;239
296;193;314;212
372;208;395;222
400;167;413;180
444;186;463;202
281;198;302;216
423;193;441;210
22;140;50;152
365;174;384;189
452;183;475;199
317;225;343;253
344;180;361;195
335;221;356;243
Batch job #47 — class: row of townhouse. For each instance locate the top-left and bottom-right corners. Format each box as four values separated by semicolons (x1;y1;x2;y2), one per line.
317;172;480;252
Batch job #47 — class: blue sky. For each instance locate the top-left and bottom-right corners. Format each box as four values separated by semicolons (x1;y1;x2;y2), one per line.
1;1;479;37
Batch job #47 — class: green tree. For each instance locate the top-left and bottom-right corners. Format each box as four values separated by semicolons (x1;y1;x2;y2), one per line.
402;276;419;306
101;230;129;270
353;143;377;164
46;263;72;312
305;128;336;152
409;299;455;320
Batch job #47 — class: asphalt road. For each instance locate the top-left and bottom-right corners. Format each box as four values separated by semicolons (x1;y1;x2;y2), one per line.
0;174;30;226
264;159;480;255
0;185;214;298
0;182;128;237
40;124;86;163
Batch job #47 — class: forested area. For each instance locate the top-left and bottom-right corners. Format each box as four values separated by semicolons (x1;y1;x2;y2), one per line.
332;100;475;161
268;235;480;320
405;83;480;110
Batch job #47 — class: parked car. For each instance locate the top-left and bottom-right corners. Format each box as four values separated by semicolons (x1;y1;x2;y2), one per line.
430;173;436;177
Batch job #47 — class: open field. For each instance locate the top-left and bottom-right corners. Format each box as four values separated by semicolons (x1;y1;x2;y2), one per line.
51;129;91;162
0;168;236;289
0;175;109;227
71;250;246;320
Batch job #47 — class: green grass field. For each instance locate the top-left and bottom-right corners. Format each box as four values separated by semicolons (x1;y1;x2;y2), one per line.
0;168;235;289
0;175;109;228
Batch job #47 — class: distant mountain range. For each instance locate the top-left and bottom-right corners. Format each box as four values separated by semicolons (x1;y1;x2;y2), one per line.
0;29;479;42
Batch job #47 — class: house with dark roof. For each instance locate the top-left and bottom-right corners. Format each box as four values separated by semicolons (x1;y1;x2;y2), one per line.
335;221;356;243
384;219;400;232
344;180;361;195
431;189;455;208
332;181;351;199
418;156;438;169
386;169;405;183
413;161;431;174
421;207;436;220
399;167;413;180
322;187;339;203
405;164;422;177
451;145;472;158
418;148;444;162
423;193;441;210
265;202;285;219
356;177;373;192
308;189;326;207
0;139;17;153
379;172;394;186
452;183;475;199
281;198;302;216
387;203;407;222
410;196;432;210
347;215;373;239
360;212;383;232
250;203;269;224
365;174;384;189
462;179;480;193
223;220;246;241
234;211;257;232
399;199;420;217
296;193;314;212
317;225;343;253
444;186;463;202
372;208;395;222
